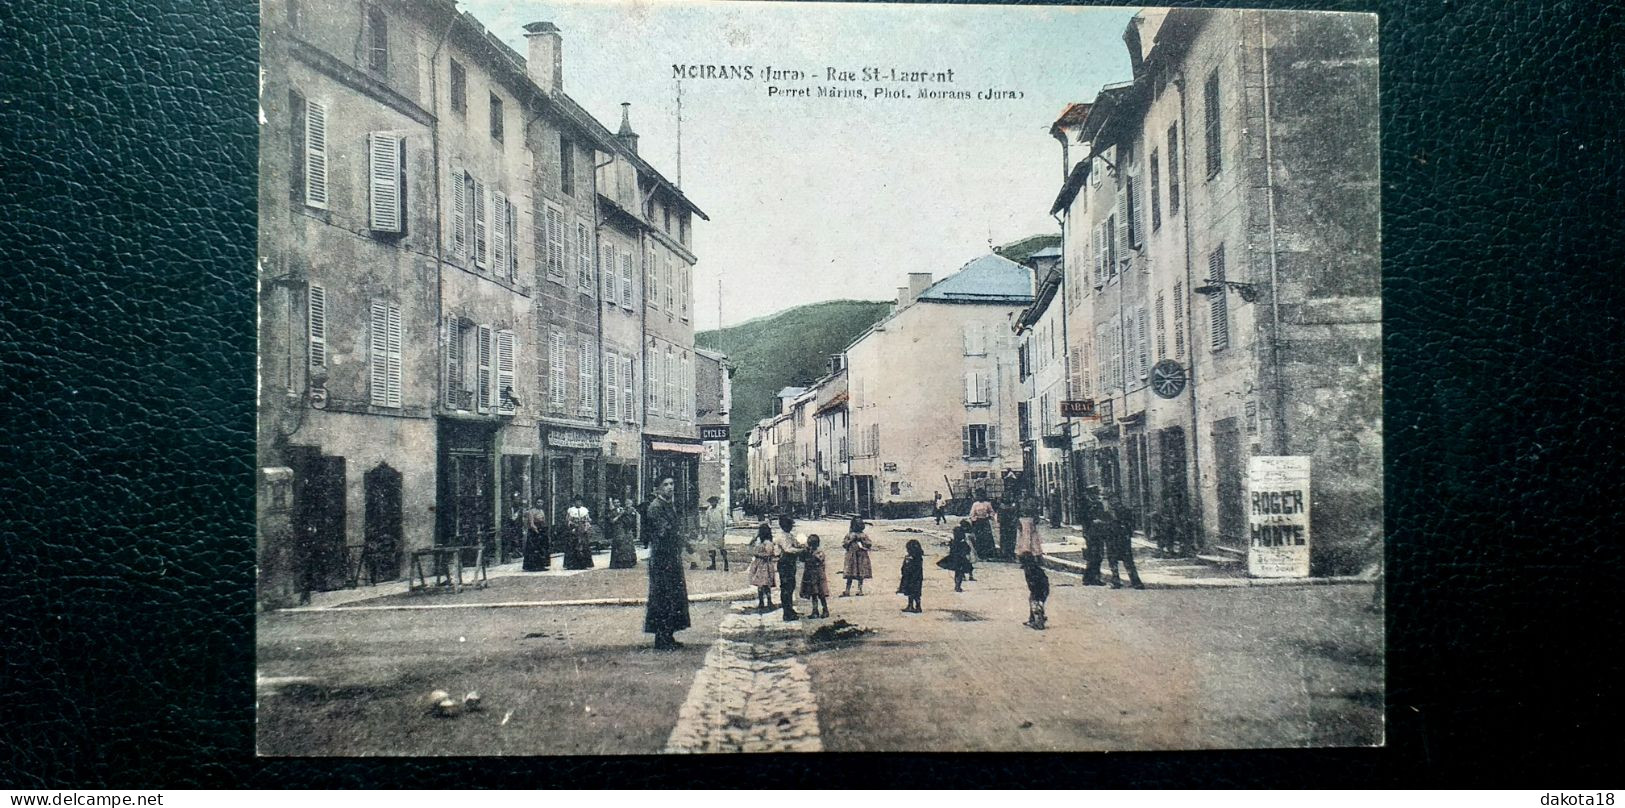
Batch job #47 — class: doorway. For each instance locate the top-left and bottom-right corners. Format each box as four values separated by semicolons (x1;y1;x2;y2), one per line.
1212;417;1245;549
293;452;346;595
362;462;402;582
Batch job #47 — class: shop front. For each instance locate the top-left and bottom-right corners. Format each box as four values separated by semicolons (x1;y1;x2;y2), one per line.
538;423;607;532
645;435;703;537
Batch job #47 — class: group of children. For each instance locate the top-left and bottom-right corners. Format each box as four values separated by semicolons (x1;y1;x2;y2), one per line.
744;515;1051;630
746;516;875;619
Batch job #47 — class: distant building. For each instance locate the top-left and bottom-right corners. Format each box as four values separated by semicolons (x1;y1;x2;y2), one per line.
843;255;1034;517
695;348;732;517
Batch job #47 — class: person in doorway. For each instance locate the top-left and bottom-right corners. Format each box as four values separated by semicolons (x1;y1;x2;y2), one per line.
969;491;997;560
1104;495;1145;590
1049;485;1063;529
1015;495;1045;560
748;523;778;612
996;497;1019;560
563;496;594;569
1082;486;1108;586
607;497;639;569
643;477;691;650
522;497;551;572
839;517;873;597
932;491;947;525
938;519;975;592
774;515;805;621
701;496;730;571
504;493;526;562
897;539;925;613
1020;551;1051;630
800;535;831;619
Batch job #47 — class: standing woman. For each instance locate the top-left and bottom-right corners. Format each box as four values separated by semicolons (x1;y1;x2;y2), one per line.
996;497;1019;560
564;496;594;570
522;496;550;572
747;522;778;612
1015;495;1045;560
608;497;639;569
839;517;873;597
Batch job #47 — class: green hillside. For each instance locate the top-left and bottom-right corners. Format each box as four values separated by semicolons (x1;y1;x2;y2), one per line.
697;299;892;488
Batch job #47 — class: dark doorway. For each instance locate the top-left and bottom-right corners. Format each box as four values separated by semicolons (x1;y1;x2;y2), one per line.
362;462;402;582
293;452;346;596
548;456;573;533
854;476;875;520
1157;427;1192;553
1212;417;1245;549
1125;431;1152;533
501;454;528;564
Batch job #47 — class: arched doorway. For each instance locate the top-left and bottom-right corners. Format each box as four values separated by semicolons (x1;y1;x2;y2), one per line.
363;463;403;582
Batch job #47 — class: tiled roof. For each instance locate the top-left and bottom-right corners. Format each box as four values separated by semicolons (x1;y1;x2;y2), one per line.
916;254;1034;304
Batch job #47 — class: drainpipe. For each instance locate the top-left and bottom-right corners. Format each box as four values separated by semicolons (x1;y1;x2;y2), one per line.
427;11;455;549
1052;210;1073;523
1260;13;1288;456
592;150;615;515
1175;69;1207;547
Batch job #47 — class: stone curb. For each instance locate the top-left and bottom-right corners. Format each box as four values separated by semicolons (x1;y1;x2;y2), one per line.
1036;554;1370;589
276;587;758;614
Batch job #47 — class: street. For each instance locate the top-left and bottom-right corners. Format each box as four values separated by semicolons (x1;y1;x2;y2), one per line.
256;518;1383;755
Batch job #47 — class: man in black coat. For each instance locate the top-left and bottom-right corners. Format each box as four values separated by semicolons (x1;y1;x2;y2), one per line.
643;477;691;649
1081;486;1107;586
1105;495;1145;590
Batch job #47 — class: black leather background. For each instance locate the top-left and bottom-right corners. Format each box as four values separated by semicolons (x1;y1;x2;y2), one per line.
2;0;1621;789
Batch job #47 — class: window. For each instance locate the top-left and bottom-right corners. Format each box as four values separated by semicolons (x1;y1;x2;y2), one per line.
605;350;620;421
680;266;690;321
1122;310;1135;385
504;198;518;281
496;330;516;414
962;424;997;460
962;323;986;356
603;241;618;302
1167;124;1181;216
665;256;675;312
369;300;403;409
963;372;991;406
663;204;672;233
366;6;388;73
366;133;406;233
544;205;563;278
449;59;466;116
294;94;328;209
307;284;327;373
1137;305;1150;379
1155;292;1168;361
450;169;468;259
889;482;901;496
576;222;592;288
473;177;488;268
680;352;690;420
664;346;676;416
622;356;635;422
1149;150;1162;232
1095;323;1108;393
1209;245;1229;350
1018;342;1029;380
549;330;567;408
648;343;661;412
489;93;504;142
444;318;467;409
491;191;506;271
646;247;659;308
1204;69;1222;178
620;252;634;309
1173;281;1187;359
1018;401;1031;442
475;324;494;413
559;136;574;196
679;213;689;247
578;338;596;415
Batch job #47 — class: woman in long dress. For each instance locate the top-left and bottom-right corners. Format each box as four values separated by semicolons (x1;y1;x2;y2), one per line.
522;497;550;571
607;498;639;569
563;496;594;570
839;517;873;597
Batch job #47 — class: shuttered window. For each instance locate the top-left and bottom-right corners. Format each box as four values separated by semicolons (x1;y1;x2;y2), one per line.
1093;222;1106;287
1209;245;1229;351
1125;176;1141;249
578;338;596;415
505;198;518;281
622;357;635;422
648;344;661;411
680;352;690;420
307;284;327;371
369;300;403;409
366;133;404;232
443;318;463;409
496;330;516;414
1167;123;1181;216
1115;184;1129;263
603;241;618;302
577;222;593;288
476;324;493;413
549;330;567;407
1173;281;1187;359
664;347;675;416
1137;305;1150;379
1122;310;1136;385
620;253;634;309
491;191;506;271
665;257;675;312
605;350;620;421
450;169;466;259
473;178;488;268
1204;69;1222;178
1071;345;1086;398
544;206;563;278
646;247;659;308
1155;292;1168;361
680;266;690;321
1149;150;1162;233
303;97;329;209
1095;324;1108;392
962;323;985;355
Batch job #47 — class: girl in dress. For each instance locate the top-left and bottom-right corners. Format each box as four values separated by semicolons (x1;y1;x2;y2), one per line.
937;519;975;592
800;535;831;619
898;538;925;613
839;517;873;597
747;523;778;612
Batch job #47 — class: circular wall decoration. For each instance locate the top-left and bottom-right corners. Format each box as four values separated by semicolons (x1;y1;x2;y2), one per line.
1150;360;1187;399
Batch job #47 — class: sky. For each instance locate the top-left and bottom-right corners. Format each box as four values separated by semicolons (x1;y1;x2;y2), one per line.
458;0;1138;329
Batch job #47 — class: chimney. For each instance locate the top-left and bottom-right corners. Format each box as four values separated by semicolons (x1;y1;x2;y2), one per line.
896;286;910;308
907;272;933;303
523;22;562;94
616;103;640;155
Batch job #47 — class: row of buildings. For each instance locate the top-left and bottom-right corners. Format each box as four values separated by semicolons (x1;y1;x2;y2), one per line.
256;0;729;607
748;8;1380;574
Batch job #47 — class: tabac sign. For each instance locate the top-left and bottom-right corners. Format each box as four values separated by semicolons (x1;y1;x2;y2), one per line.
1246;456;1311;578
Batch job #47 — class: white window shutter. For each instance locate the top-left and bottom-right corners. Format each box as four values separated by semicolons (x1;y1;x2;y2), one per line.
385;304;403;408
307;284;327;371
545;208;562;276
1209;246;1229;350
621;254;634;309
1115;185;1129;265
1155;293;1167;361
605;351;619;421
476;324;493;412
549;331;566;407
981;373;992;405
304;99;328;209
1137;305;1150;378
473;178;488;268
1174;280;1187;359
497;330;516;414
603;242;617;301
367;133;402;232
646;248;658;307
665;258;674;311
491;192;507;270
444;318;460;409
451;169;466;259
506;199;518;281
369;300;389;407
964;372;975;405
961;426;971;459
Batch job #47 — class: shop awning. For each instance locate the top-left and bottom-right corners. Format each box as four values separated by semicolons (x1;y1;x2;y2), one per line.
650;441;704;455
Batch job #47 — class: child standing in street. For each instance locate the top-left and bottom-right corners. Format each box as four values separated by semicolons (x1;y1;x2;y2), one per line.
748;523;778;612
1019;551;1050;630
840;518;873;597
898;539;925;613
937;520;975;592
800;535;831;619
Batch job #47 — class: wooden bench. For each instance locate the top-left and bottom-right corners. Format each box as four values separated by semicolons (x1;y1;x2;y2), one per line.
408;545;488;594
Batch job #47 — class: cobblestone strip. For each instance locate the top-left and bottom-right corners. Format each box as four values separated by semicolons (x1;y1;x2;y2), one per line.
664;603;821;753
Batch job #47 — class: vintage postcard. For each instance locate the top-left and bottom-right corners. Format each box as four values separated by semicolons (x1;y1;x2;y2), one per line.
255;0;1382;754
